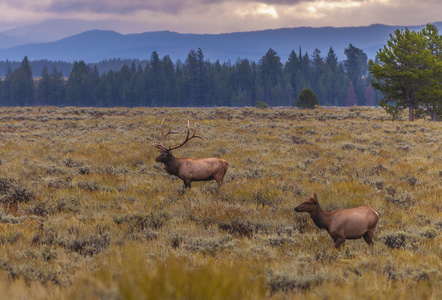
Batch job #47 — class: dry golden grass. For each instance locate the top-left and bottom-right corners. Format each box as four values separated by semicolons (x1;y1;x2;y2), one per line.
0;106;440;299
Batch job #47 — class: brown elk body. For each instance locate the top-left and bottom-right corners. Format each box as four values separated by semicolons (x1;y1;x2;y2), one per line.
294;193;379;248
154;120;229;189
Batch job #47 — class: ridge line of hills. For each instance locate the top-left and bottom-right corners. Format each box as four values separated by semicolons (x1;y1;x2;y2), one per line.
0;22;441;63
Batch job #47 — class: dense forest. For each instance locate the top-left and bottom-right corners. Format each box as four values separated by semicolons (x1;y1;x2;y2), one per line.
0;45;378;107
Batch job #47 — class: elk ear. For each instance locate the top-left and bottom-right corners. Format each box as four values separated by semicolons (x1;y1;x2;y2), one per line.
313;193;318;203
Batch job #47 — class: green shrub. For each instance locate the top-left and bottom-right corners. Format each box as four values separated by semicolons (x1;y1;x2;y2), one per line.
255;101;269;108
296;89;319;109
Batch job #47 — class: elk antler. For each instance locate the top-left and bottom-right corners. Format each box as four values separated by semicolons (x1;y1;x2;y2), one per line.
153;119;176;152
168;120;203;151
153;119;202;152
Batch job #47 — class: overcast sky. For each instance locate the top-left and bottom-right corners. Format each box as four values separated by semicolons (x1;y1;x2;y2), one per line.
0;0;440;34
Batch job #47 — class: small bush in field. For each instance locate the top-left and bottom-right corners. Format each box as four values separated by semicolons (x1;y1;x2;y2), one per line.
384;185;415;207
380;231;420;249
218;218;256;237
255;101;269;108
4;182;35;204
58;225;111;256
0;231;22;245
296;89;319;109
112;210;169;232
420;228;437;239
266;271;324;294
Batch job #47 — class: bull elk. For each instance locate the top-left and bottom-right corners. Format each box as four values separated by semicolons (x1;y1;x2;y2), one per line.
294;193;379;248
153;119;229;189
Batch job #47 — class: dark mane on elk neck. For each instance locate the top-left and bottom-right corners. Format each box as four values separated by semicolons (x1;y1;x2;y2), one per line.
294;193;379;248
153;119;229;189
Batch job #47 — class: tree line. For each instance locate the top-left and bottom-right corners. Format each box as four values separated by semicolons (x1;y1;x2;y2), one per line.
0;45;377;108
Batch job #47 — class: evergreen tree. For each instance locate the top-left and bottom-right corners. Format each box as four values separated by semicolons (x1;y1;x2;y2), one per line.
162;55;178;106
66;61;90;106
10;56;34;106
325;47;346;106
285;50;300;100
93;76;112;107
195;48;210;106
234;59;254;106
149;51;164;106
184;49;198;107
368;27;436;121
326;47;338;69
88;66;101;106
344;44;368;105
50;68;66;106
258;48;284;106
36;67;51;105
416;24;442;121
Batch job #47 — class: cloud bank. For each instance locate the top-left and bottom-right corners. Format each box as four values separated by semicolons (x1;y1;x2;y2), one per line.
0;0;440;33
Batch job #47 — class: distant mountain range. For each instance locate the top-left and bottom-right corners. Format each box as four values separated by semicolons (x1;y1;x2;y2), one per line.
0;21;440;63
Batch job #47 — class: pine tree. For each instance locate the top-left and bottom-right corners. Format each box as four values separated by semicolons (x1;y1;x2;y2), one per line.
66;61;90;106
184;49;198;107
368;27;436;121
149;51;164;106
195;48;210;106
259;48;283;106
416;24;442;121
50;68;66;106
10;56;34;106
36;67;51;105
344;44;368;104
285;50;300;100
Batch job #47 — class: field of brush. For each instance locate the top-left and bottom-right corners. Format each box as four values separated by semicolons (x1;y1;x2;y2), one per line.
0;106;440;299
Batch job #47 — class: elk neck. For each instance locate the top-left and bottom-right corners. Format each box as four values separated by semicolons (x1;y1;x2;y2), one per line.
310;204;331;231
163;153;181;175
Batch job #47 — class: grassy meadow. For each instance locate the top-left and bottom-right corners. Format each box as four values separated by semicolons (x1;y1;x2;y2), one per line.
0;106;440;299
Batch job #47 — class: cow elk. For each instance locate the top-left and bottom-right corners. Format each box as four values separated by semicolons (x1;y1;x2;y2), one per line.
153;119;229;189
294;193;379;248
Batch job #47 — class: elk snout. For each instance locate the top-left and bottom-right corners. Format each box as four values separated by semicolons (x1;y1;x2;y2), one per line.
294;203;305;212
155;152;170;163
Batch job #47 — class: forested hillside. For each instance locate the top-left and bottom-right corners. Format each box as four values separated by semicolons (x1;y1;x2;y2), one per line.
0;45;377;107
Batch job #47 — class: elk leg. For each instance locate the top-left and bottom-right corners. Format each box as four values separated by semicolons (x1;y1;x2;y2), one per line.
363;230;375;245
183;180;191;189
333;237;345;248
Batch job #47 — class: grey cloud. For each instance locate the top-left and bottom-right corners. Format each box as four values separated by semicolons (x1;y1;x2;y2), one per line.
4;1;381;16
10;0;314;15
1;0;440;35
45;0;187;15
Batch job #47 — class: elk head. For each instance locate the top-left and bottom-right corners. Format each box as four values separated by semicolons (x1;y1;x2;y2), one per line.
153;119;202;162
294;193;318;213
